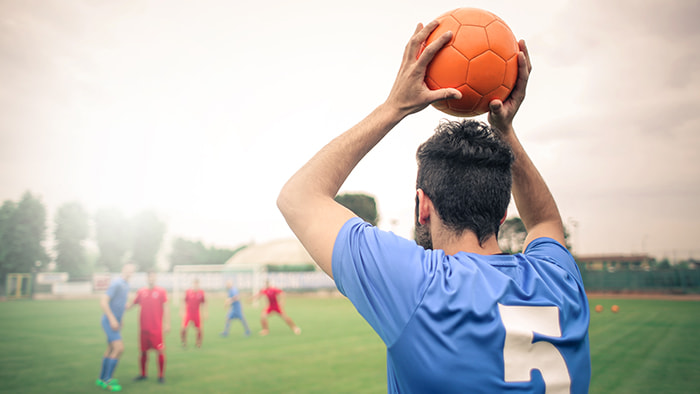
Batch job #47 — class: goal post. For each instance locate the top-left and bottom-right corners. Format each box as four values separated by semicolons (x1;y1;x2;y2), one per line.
172;264;266;306
6;273;33;299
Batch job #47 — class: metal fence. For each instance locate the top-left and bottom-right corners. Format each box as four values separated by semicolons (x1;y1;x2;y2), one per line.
580;268;700;294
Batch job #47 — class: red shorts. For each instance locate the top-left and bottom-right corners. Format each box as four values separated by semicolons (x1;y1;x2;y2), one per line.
140;330;164;352
265;304;283;315
182;314;201;328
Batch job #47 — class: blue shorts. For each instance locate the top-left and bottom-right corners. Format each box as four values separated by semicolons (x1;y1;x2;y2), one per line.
101;315;122;343
227;307;243;320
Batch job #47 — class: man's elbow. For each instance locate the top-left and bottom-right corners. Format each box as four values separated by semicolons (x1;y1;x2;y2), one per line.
277;182;302;220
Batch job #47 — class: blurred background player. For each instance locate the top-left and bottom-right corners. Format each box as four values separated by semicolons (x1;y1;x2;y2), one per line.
129;271;170;384
181;278;207;348
96;263;135;392
253;280;301;336
220;280;250;337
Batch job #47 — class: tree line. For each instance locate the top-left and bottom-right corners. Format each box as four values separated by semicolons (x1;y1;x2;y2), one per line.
0;191;240;283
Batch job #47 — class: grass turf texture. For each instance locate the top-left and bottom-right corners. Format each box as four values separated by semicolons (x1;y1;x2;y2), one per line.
0;296;699;393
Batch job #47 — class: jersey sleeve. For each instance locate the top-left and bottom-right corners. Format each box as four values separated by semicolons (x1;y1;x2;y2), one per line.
105;279;119;299
332;217;433;346
524;237;582;280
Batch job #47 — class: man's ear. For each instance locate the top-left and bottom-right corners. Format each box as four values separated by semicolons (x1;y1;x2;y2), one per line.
500;210;508;225
416;189;433;225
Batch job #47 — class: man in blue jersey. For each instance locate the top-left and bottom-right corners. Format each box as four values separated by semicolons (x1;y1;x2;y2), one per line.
96;263;135;392
220;280;250;337
277;20;591;393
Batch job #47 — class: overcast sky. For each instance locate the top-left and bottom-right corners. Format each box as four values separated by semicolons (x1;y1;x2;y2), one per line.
1;0;699;262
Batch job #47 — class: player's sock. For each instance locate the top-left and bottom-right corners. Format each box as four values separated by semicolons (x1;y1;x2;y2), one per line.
242;318;251;336
99;356;109;381
196;328;202;347
158;353;165;379
104;358;119;382
140;351;148;377
222;319;231;335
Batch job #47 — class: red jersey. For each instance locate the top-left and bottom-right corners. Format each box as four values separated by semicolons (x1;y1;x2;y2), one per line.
184;289;205;317
133;286;168;333
260;287;282;310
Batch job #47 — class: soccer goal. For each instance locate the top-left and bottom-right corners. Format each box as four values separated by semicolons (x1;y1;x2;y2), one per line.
172;264;266;306
5;273;33;299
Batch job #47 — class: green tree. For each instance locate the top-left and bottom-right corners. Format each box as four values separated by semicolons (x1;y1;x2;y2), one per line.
95;208;131;272
131;210;166;271
170;237;243;269
335;193;379;226
170;238;206;267
0;192;49;283
498;217;527;254
54;202;90;278
498;216;572;254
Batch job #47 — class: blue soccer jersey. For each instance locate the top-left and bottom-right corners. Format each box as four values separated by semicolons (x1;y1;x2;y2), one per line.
332;217;591;393
104;277;129;322
228;287;242;317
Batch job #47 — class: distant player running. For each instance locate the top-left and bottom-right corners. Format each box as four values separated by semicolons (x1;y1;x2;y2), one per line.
96;263;134;392
130;271;169;384
254;280;301;336
180;278;206;348
220;280;250;337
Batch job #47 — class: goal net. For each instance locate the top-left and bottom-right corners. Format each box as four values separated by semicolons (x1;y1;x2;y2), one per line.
172;264;266;306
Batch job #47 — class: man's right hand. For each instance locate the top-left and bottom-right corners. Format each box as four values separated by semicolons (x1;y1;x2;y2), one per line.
109;317;120;331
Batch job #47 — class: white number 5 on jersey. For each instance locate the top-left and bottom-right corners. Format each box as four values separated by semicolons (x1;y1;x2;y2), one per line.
498;304;571;394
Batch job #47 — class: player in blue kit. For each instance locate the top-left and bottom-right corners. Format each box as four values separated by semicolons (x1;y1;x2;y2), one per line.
220;280;250;337
277;20;591;393
96;263;135;392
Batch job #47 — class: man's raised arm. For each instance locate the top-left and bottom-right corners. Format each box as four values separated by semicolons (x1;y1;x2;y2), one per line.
488;40;566;250
277;21;461;277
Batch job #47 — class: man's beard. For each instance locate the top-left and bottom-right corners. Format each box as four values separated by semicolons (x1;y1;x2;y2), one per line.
414;222;433;250
414;193;432;249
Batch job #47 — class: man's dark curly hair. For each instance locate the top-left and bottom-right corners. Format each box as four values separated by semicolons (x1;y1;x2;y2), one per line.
416;119;515;246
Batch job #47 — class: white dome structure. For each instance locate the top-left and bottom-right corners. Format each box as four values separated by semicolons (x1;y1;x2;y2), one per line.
225;238;317;269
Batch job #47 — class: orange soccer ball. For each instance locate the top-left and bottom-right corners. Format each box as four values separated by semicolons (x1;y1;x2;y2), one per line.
595;305;604;313
424;8;519;117
611;305;620;313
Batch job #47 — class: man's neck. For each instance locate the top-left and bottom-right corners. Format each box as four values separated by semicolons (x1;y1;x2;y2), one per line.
432;225;502;256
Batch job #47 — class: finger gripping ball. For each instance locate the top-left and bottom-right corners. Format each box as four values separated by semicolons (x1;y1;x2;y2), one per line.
423;8;519;117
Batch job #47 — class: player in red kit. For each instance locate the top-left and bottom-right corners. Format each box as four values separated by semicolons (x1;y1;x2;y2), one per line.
181;278;207;348
130;271;170;384
254;280;301;336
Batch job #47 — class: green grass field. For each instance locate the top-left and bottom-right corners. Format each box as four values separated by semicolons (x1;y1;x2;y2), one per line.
1;295;699;393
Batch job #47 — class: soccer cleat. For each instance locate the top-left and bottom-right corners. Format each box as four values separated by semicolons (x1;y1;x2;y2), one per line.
158;377;165;384
219;332;228;337
133;375;147;382
104;382;122;392
294;327;302;335
96;379;106;389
